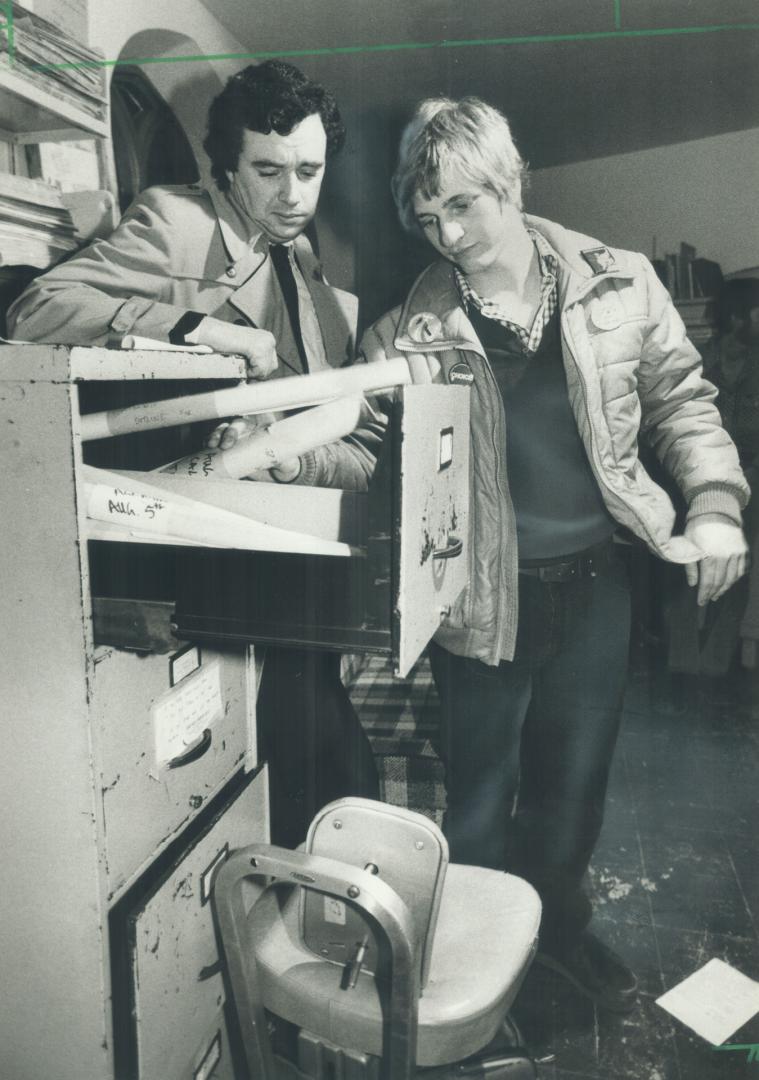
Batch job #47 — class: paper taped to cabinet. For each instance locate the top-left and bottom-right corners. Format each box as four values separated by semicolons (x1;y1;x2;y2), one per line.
150;659;223;776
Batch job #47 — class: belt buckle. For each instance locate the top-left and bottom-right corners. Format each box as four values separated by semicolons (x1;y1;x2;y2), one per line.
538;559;579;583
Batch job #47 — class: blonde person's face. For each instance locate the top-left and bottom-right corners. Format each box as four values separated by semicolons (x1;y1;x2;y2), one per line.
412;171;521;276
227;113;327;243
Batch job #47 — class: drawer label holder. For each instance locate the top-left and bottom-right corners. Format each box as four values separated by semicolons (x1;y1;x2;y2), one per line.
150;658;223;777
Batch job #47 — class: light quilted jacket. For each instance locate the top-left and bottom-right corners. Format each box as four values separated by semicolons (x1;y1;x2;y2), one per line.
358;215;749;665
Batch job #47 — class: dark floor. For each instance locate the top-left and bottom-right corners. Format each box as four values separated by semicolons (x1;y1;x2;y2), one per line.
349;650;759;1080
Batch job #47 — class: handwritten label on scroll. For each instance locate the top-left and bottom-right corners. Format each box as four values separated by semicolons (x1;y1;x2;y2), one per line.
87;482;170;530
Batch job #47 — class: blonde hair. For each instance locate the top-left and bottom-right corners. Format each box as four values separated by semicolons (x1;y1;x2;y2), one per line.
392;96;528;232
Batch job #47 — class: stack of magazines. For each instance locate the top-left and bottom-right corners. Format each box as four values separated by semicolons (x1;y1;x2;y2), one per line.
0;2;106;123
0;172;78;269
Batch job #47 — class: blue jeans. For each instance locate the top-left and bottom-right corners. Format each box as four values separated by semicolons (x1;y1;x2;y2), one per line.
428;542;631;947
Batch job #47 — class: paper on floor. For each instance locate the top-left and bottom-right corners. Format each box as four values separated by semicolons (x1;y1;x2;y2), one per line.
656;958;759;1045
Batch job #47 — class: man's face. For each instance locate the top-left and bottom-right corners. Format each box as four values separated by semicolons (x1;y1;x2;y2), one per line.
412;169;522;277
227;113;327;243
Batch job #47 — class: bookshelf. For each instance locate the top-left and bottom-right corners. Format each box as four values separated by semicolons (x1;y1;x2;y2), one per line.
675;296;716;347
0;66;109;142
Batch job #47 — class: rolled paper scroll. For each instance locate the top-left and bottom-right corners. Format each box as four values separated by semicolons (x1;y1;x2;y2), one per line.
155;396;365;480
121;334;214;354
81;465;352;556
79;354;439;441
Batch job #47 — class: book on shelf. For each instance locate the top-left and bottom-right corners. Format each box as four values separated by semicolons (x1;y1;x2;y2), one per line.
0;2;106;123
0;171;78;270
652;259;668;288
678;242;697;300
691;258;724;299
665;253;680;297
653;243;723;303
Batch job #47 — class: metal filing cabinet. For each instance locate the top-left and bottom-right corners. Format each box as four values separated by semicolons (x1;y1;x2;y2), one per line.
0;344;266;1080
0;343;470;1080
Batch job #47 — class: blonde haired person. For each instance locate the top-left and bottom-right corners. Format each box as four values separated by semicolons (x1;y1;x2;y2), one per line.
359;95;749;1012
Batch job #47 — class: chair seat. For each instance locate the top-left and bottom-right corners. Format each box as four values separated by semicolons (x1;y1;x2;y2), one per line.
248;864;541;1067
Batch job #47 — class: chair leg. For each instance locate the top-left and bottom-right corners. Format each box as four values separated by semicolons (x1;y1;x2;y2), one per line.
292;1028;382;1079
418;1055;537;1080
415;1015;538;1080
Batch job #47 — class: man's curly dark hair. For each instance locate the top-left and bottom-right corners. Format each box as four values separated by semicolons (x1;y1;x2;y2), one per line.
204;60;346;191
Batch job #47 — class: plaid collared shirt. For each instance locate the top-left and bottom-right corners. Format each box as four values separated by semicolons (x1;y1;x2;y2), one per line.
455;229;559;354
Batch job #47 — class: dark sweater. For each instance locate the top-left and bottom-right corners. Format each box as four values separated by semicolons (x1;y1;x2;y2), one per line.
468;304;616;561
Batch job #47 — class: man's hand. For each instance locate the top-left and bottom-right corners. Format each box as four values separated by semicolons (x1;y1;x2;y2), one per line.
684;513;749;605
205;412;301;481
195;316;277;379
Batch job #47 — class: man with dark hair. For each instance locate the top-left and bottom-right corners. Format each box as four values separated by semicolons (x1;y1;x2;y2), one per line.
204;60;346;192
7;60;381;843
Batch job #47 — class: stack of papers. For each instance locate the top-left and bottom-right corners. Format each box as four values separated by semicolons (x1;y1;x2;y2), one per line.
0;2;107;122
0;172;78;269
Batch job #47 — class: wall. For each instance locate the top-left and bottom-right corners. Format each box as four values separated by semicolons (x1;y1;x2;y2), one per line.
81;5;356;293
86;3;247;187
88;1;245;87
527;127;759;276
76;10;759;307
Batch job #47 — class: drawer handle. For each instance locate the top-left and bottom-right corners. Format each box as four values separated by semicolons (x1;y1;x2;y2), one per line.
433;535;463;560
197;959;223;981
167;728;212;769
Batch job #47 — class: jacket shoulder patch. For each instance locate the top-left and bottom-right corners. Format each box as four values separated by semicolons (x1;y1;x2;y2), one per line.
581;246;616;275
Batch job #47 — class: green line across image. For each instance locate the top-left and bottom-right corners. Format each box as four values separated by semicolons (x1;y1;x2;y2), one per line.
14;21;759;73
0;1;14;65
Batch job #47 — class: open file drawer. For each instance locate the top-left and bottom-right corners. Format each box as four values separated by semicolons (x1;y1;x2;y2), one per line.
56;346;473;679
0;345;469;678
170;382;470;676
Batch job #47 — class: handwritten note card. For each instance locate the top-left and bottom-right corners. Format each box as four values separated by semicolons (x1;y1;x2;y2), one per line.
151;659;223;774
657;958;759;1045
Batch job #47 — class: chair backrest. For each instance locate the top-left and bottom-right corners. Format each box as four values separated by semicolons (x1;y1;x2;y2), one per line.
301;798;448;989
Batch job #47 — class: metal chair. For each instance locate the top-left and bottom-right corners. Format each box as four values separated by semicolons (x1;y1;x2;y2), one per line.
214;798;541;1079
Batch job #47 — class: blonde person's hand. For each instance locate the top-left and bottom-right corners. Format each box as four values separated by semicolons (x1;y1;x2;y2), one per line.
205;413;301;482
195;316;277;379
205;413;274;451
684;514;749;605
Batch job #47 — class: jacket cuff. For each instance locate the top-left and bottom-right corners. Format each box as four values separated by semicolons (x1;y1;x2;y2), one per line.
686;485;744;526
109;297;196;341
287;451;318;487
169;311;205;345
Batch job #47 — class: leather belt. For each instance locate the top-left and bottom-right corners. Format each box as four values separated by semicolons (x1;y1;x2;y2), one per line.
518;539;614;583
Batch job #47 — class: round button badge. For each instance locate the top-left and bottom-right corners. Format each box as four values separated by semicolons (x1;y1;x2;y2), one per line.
448;362;474;386
408;311;443;344
590;293;624;331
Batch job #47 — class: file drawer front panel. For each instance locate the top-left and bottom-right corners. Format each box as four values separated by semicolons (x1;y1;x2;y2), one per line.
92;644;254;895
129;769;267;1080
